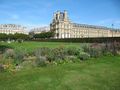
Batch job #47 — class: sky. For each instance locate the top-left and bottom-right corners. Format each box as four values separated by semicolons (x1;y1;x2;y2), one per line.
0;0;120;30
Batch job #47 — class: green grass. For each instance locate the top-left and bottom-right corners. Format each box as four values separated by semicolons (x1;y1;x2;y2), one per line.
0;41;83;52
0;42;120;90
0;56;120;90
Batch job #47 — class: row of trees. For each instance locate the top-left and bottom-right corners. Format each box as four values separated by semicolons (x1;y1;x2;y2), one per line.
33;31;55;39
0;31;55;41
0;33;29;41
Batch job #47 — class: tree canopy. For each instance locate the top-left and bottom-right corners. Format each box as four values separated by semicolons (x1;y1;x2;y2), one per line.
0;33;29;41
33;31;55;39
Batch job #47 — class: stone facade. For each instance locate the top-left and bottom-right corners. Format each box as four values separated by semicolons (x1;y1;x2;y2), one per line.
0;24;26;34
50;11;120;38
30;26;50;34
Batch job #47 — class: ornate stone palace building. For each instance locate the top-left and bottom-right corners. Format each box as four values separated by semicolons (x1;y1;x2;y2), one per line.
0;24;27;34
50;11;120;38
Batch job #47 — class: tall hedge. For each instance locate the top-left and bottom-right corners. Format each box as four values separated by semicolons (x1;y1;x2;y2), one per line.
32;37;120;43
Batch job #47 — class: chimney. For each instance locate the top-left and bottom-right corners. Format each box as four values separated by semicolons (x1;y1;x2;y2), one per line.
64;10;68;21
53;12;56;20
56;10;60;20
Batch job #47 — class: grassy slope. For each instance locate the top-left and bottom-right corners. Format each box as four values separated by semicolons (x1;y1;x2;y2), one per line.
0;56;120;90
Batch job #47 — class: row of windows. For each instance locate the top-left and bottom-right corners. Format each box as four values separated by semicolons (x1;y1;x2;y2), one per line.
0;30;24;32
72;23;119;31
0;25;23;28
56;33;120;38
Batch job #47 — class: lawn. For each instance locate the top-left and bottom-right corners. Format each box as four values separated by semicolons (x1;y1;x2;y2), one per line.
0;41;82;52
0;41;120;90
0;56;120;90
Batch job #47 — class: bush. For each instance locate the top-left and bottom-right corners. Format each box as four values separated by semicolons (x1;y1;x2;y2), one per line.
52;47;66;61
65;55;78;62
34;47;50;57
104;42;120;56
103;51;113;56
17;39;23;43
82;44;90;52
3;49;15;59
46;51;55;62
13;49;27;65
78;52;90;60
35;56;47;67
3;63;16;72
0;45;12;54
34;47;50;66
83;44;103;58
54;60;65;65
66;47;81;56
0;64;4;72
89;48;102;58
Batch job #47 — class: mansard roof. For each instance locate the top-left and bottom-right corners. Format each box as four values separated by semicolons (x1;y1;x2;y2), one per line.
72;23;120;31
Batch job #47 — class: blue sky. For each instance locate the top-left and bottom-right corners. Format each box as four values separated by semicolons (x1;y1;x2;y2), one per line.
0;0;120;29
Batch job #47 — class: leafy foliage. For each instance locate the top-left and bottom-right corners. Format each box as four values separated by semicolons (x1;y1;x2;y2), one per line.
0;33;29;41
13;49;27;65
3;49;15;59
33;31;55;39
35;56;47;67
34;47;50;57
65;47;81;56
78;52;90;60
0;33;8;41
0;64;4;72
13;33;29;40
0;45;12;54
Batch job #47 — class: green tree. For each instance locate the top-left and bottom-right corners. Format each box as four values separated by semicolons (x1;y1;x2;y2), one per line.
33;31;55;39
0;33;7;41
13;33;29;40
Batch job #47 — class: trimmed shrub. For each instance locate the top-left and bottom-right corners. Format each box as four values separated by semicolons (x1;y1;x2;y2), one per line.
32;37;120;43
